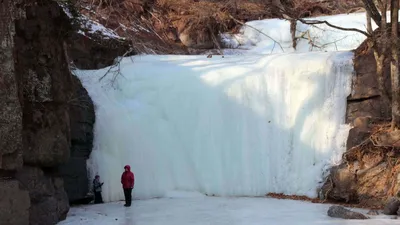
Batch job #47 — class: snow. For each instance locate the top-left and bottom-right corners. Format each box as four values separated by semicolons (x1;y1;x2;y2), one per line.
221;12;375;54
75;50;353;202
78;15;123;40
59;3;123;40
59;196;400;225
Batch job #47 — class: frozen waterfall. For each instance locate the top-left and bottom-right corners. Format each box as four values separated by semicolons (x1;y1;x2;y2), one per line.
75;51;353;202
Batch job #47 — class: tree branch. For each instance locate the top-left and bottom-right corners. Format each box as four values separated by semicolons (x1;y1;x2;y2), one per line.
297;18;371;37
229;15;284;53
361;0;382;26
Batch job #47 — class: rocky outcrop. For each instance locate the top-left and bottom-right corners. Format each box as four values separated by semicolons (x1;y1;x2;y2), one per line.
67;30;132;69
0;180;30;225
177;18;217;49
0;1;31;224
383;197;400;215
320;38;400;208
327;206;369;219
16;166;69;225
59;75;95;203
0;0;78;224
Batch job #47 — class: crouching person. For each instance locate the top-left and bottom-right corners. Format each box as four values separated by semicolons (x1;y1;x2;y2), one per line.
93;175;104;204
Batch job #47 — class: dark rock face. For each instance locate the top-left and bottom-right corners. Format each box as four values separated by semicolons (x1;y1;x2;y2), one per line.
383;197;400;215
59;75;95;203
0;1;31;224
14;0;73;164
16;166;69;225
1;0;77;224
346;44;391;124
0;0;24;171
327;206;369;220
0;180;30;225
66;21;132;70
14;1;72;223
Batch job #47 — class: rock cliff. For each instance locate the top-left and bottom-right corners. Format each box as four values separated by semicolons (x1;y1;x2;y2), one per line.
320;38;400;208
0;0;82;224
59;75;95;203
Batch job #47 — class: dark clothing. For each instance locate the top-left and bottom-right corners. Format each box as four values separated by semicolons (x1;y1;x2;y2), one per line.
93;178;103;192
123;188;133;206
121;165;135;189
94;191;104;204
93;177;104;204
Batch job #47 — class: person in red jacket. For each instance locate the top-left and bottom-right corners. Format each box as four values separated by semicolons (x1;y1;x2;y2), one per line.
121;165;135;207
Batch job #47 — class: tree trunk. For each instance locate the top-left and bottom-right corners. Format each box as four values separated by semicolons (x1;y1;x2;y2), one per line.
391;0;400;129
373;50;387;99
290;19;297;49
377;1;390;106
366;10;373;34
362;0;382;26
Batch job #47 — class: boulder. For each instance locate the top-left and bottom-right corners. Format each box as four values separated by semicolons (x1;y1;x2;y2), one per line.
0;180;30;225
367;210;379;215
327;206;369;220
383;197;400;215
176;18;217;49
16;166;69;225
346;126;371;150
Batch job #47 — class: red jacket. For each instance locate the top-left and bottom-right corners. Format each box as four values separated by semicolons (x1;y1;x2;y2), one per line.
121;165;135;189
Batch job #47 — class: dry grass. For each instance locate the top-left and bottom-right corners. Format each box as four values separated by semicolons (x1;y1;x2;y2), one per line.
266;193;383;209
75;0;365;54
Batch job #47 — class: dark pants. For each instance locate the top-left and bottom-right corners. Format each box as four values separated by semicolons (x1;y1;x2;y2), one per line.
123;188;133;206
94;191;103;204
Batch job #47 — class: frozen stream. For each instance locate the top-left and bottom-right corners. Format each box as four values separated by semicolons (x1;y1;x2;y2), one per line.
60;196;400;225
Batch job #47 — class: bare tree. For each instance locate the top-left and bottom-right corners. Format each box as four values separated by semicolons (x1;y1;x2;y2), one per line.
366;10;373;34
273;0;400;128
391;0;400;129
367;0;390;113
361;0;382;25
271;0;297;49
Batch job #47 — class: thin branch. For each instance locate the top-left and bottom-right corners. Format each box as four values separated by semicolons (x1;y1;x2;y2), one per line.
297;18;371;37
98;48;133;82
228;15;284;53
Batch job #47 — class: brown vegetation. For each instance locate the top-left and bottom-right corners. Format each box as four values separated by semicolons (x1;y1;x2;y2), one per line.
74;0;363;54
266;193;383;209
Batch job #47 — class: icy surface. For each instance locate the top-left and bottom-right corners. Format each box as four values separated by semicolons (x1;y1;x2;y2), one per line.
75;51;353;202
59;196;400;225
221;12;376;54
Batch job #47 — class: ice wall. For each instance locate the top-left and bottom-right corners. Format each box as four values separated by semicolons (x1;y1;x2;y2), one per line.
76;51;353;202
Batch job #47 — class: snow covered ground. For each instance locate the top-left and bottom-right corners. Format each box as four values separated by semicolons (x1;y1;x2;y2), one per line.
221;12;375;55
60;195;400;225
